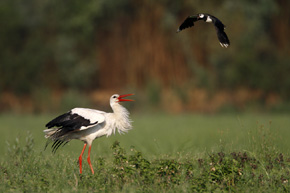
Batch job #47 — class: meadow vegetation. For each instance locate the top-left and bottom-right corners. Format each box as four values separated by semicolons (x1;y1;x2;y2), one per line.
0;113;289;192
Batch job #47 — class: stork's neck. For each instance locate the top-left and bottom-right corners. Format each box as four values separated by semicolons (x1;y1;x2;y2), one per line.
107;103;132;136
111;102;126;113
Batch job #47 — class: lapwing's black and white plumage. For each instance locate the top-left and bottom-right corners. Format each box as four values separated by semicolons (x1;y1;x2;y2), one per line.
44;94;134;174
177;13;230;48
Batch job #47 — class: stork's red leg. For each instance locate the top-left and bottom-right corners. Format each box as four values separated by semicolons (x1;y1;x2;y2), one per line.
79;143;87;174
87;145;94;174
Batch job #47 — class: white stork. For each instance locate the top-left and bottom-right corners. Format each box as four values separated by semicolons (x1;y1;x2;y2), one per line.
44;94;134;174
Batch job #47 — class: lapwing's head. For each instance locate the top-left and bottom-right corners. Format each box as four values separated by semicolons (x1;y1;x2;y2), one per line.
198;14;205;18
198;13;207;21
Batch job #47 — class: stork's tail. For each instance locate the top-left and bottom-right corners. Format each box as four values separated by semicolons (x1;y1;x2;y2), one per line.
43;128;57;138
43;128;70;153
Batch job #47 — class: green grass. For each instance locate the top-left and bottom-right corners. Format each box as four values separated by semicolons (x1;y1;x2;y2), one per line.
0;112;290;192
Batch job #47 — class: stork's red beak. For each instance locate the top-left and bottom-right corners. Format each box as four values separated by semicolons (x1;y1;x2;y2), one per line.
118;94;134;102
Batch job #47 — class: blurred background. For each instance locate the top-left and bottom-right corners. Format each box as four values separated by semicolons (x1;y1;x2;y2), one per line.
1;0;289;114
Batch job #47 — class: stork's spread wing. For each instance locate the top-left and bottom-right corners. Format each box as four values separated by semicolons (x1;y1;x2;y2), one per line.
177;15;199;32
46;108;105;131
44;108;106;152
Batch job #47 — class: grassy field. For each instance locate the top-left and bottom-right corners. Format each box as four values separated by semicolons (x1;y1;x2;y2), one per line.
0;112;290;192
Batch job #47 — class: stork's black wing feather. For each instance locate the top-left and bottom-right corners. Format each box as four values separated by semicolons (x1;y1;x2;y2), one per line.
46;111;96;131
51;139;65;153
45;111;73;128
177;15;199;32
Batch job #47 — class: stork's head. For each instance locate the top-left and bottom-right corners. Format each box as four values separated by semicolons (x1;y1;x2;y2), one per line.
110;94;134;105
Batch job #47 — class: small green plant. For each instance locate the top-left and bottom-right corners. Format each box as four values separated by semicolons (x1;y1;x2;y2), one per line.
6;131;34;160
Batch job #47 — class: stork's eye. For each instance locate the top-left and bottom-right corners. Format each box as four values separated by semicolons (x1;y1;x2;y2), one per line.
113;96;117;98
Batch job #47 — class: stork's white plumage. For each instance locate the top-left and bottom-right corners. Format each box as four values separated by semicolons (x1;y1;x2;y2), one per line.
44;94;134;174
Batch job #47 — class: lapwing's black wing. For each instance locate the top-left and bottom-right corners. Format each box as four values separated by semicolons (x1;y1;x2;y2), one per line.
177;15;199;32
216;30;230;47
209;15;230;47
